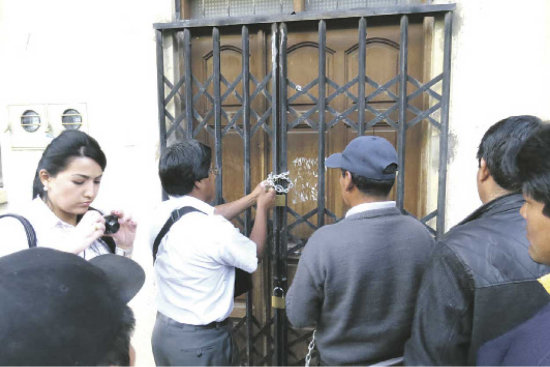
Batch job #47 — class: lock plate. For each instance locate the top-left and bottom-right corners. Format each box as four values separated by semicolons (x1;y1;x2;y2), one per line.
275;194;286;207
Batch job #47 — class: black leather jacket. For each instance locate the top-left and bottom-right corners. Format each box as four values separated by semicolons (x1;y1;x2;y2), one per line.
404;193;550;366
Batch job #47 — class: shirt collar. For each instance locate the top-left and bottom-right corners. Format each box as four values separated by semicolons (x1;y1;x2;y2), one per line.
345;201;396;218
30;197;74;228
538;273;550;295
168;195;215;215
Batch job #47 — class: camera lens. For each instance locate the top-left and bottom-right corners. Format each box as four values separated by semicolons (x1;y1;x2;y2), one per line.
103;215;120;235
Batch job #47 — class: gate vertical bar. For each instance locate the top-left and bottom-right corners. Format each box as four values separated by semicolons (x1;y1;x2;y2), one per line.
437;11;452;237
269;22;279;366
317;20;327;228
274;22;288;367
358;17;367;136
156;29;169;200
174;0;181;20
213;27;223;204
241;24;254;366
184;28;194;138
397;15;408;211
156;29;167;154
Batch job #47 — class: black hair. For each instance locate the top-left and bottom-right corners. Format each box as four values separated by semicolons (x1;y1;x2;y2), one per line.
32;130;107;199
476;115;542;192
517;123;550;218
159;140;211;196
342;168;395;197
98;305;135;366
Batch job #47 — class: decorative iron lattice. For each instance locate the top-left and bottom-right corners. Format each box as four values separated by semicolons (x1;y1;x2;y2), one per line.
155;4;453;365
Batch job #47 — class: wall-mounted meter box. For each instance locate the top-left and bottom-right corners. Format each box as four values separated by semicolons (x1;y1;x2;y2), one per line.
7;105;51;149
48;103;89;136
7;104;88;149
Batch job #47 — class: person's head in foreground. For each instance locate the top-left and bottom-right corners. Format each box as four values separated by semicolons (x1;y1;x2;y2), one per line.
517;123;550;265
325;135;398;205
476;115;542;203
0;247;145;365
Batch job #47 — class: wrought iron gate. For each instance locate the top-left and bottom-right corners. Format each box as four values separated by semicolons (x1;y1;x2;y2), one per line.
154;4;454;365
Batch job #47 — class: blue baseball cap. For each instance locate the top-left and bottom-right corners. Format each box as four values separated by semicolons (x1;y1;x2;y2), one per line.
325;136;398;180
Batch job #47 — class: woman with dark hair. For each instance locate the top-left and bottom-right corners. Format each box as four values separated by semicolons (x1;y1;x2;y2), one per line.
0;130;136;259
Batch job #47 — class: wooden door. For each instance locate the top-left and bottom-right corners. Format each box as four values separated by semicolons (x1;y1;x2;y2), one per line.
186;18;429;364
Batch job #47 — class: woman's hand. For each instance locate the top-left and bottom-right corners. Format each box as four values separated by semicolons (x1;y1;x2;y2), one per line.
73;210;106;253
107;210;137;251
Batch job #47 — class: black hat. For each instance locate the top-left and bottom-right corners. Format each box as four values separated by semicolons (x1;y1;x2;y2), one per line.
0;247;145;365
325;136;398;180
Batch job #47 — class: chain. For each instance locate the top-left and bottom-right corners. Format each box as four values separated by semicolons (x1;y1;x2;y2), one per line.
265;171;294;194
305;329;316;367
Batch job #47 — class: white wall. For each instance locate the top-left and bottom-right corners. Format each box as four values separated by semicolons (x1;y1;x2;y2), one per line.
435;0;550;228
0;0;173;365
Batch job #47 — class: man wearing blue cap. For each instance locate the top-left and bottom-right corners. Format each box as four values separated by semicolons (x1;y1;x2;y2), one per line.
286;135;435;365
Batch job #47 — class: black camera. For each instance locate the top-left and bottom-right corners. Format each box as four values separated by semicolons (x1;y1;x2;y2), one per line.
103;215;120;235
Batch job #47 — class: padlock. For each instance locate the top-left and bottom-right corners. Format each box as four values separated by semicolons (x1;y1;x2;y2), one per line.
275;194;286;207
272;287;286;309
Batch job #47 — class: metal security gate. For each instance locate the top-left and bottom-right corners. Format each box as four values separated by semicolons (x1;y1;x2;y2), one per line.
154;4;454;365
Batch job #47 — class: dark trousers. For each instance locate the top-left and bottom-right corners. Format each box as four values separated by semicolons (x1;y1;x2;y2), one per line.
152;312;238;366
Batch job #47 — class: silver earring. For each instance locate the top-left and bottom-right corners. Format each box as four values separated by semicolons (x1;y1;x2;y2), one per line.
43;186;48;192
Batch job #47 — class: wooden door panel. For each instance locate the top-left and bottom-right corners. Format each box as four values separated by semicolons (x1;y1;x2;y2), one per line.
285;21;426;228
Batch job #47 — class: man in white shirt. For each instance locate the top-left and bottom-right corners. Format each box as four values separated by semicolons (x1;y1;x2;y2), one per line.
150;139;275;366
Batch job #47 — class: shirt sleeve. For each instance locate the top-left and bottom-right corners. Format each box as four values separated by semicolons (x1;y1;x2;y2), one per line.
0;217;32;257
212;215;258;273
404;242;474;365
286;235;323;328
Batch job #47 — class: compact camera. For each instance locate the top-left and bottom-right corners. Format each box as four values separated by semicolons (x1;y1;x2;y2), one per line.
103;215;120;235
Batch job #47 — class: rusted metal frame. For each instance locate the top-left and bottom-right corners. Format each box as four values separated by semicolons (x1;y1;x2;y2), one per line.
358;17;367;135
154;4;456;29
287;207;318;231
364;103;399;129
212;27;223;205
156;29;169;201
191;75;216;136
365;75;399;100
240;24;255;366
273;22;289;366
250;72;274;136
156;29;167;153
437;11;452;237
407;73;443;101
287;106;319;130
269;21;281;366
396;15;408;212
407;103;441;129
326;104;358;130
163;75;185;107
174;0;181;20
326;77;358;102
287;78;319;103
183;29;195;138
407;102;441;128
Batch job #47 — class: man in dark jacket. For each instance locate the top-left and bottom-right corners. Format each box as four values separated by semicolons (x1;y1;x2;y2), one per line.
477;123;550;365
404;115;550;366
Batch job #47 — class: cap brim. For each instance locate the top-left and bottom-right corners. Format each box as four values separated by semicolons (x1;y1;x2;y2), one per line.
325;153;344;168
90;254;145;304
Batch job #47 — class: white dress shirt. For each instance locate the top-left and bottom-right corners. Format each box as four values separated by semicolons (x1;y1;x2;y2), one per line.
0;198;111;259
345;201;396;218
149;195;258;325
